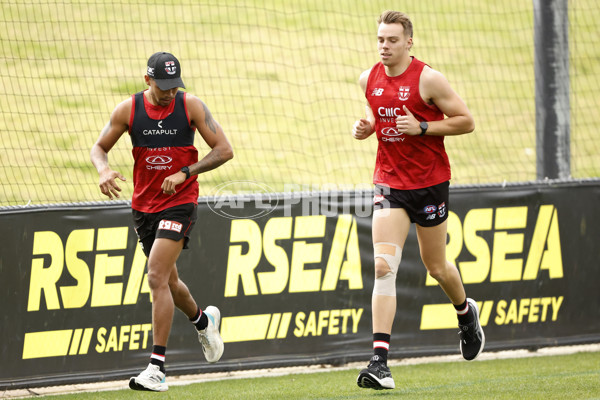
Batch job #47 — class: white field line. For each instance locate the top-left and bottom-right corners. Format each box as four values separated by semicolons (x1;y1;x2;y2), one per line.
3;343;599;399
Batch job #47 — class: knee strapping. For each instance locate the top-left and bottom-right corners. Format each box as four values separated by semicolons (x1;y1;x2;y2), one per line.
372;242;402;296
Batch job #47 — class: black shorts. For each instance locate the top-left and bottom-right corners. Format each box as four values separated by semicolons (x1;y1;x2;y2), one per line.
132;203;198;257
373;181;449;227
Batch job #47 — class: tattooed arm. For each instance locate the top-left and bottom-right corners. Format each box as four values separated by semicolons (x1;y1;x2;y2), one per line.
90;98;131;199
185;94;234;176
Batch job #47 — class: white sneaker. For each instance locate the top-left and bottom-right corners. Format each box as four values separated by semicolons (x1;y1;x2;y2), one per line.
129;363;168;392
198;305;224;363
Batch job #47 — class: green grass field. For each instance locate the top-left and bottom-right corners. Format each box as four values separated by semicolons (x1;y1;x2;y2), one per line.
22;351;600;399
1;0;599;206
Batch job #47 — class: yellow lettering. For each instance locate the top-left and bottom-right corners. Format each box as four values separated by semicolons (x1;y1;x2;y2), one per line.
91;228;128;307
118;325;131;351
258;217;292;294
28;231;63;311
225;219;261;297
303;311;317;336
490;207;527;282
518;298;530;323
130;324;141;350
529;298;541;322
459;208;492;283
540;297;552;321
504;299;518;324
289;216;325;293
140;324;151;348
338;217;363;290
317;310;329;336
105;326;118;352
294;312;306;337
340;309;352;334
123;244;149;304
329;309;341;335
95;327;107;353
61;229;94;308
351;308;363;333
523;206;563;280
551;296;563;321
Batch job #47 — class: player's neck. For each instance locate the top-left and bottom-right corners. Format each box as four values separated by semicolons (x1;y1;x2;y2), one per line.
143;89;166;108
384;55;413;77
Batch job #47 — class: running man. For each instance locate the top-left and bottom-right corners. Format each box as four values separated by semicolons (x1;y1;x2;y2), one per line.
353;11;484;390
91;52;233;392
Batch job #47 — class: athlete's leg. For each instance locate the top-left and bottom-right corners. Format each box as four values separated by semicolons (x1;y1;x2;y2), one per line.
357;207;411;390
371;208;411;334
415;220;465;305
168;264;198;319
416;220;485;360
146;237;185;347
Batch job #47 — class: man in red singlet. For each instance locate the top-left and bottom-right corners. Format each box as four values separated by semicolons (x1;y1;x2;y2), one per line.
353;11;484;390
91;52;233;392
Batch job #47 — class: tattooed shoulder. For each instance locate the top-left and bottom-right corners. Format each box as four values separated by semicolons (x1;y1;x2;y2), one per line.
202;101;218;135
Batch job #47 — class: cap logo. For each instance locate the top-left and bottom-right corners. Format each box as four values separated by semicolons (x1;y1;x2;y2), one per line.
147;66;155;77
164;61;177;75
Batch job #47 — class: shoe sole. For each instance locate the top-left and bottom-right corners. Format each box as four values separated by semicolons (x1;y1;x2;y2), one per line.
129;377;168;392
356;370;395;390
460;298;486;361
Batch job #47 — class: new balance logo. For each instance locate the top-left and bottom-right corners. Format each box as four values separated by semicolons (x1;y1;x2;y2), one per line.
371;88;384;96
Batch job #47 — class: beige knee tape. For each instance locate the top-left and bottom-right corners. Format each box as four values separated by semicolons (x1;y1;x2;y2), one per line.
372;242;402;296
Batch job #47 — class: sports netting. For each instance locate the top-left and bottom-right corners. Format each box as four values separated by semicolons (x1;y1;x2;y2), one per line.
0;0;598;206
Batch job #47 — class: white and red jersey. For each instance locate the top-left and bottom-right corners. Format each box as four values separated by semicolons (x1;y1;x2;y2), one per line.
129;90;198;213
366;57;450;190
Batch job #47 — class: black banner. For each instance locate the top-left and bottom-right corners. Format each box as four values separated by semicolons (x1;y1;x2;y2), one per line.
1;181;599;389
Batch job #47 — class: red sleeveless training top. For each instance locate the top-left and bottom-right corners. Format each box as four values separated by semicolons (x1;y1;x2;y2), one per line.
366;57;450;190
129;90;199;213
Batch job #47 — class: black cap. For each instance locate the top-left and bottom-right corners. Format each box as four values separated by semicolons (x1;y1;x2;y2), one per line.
146;52;185;90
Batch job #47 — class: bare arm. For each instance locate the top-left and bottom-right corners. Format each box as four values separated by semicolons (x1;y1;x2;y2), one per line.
352;68;376;140
90;98;131;199
160;94;233;195
396;66;475;136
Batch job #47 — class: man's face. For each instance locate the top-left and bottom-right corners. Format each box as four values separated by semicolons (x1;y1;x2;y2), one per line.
145;77;178;106
377;23;412;66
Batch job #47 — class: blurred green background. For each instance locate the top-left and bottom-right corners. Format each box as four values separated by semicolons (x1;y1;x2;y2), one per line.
1;0;598;206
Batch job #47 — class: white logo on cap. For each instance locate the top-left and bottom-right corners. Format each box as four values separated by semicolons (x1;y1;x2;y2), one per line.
147;66;155;76
165;61;176;75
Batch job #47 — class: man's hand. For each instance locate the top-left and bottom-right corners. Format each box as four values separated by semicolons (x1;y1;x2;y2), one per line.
161;171;187;195
98;169;126;199
352;118;374;140
396;106;420;136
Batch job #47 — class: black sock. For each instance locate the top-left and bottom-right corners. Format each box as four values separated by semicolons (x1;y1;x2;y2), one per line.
150;345;166;373
190;307;209;331
373;333;391;364
454;299;473;325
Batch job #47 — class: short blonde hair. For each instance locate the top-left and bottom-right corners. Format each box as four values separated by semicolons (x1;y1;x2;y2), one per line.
378;10;413;38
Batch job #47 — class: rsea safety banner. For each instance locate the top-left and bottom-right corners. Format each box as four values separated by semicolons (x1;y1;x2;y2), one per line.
0;181;598;389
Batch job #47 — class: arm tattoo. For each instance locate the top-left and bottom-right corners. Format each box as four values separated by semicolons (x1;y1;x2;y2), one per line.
202;102;218;135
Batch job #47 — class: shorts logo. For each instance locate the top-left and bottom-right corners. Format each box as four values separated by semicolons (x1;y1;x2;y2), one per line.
159;219;182;233
426;214;436;220
437;202;447;218
373;194;385;204
424;205;437;214
398;86;410;101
